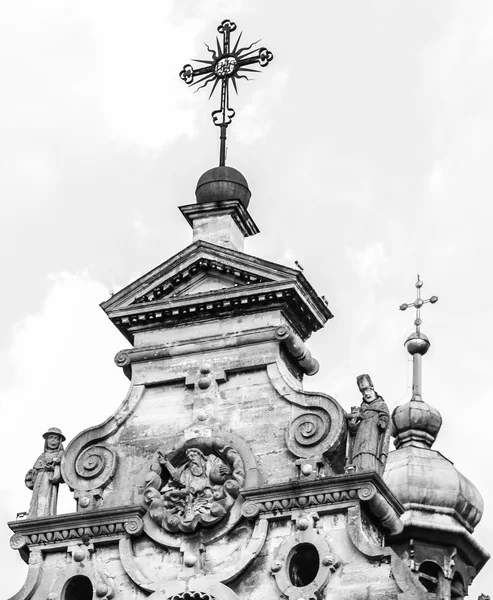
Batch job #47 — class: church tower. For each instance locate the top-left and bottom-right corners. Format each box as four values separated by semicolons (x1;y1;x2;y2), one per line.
8;19;488;600
384;277;489;598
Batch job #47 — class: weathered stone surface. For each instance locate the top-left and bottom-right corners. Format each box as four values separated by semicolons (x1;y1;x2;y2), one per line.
8;192;459;600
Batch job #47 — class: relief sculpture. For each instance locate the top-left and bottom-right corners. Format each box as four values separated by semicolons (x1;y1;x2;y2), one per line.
25;427;65;518
143;438;245;533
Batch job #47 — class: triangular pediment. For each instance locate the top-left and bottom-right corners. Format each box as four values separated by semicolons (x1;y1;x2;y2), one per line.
174;273;241;296
101;241;296;312
101;240;332;342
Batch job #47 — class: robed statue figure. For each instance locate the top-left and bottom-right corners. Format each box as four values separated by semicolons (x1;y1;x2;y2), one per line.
25;427;65;518
347;375;390;475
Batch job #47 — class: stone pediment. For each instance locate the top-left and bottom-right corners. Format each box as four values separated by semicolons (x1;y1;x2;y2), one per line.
101;241;333;341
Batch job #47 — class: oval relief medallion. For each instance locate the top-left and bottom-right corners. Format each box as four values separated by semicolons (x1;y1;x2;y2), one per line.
143;438;245;534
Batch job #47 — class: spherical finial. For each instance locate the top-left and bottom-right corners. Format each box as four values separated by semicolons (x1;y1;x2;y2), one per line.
184;554;197;568
195;166;251;207
301;463;313;476
405;331;430;356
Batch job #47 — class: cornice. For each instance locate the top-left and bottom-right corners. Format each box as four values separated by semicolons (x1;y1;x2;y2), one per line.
179;200;260;238
241;472;403;535
9;505;145;554
108;280;330;342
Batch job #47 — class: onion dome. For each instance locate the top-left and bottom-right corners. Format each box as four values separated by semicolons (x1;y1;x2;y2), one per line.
385;275;484;534
195;166;251;208
385;445;484;533
387;391;484;533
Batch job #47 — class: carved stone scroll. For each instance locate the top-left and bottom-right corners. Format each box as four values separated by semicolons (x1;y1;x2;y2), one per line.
267;363;347;471
61;384;145;508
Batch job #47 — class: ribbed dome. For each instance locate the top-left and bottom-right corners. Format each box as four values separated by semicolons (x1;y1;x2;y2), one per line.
195;166;251;208
384;446;484;533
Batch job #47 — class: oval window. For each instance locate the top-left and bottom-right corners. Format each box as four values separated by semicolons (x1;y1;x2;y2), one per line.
63;575;93;600
289;543;319;587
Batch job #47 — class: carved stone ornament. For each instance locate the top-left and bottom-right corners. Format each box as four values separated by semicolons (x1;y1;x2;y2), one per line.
143;438;245;534
270;512;339;600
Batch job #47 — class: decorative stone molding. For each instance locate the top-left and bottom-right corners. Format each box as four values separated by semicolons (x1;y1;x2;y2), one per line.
275;325;319;375
132;253;265;306
241;472;403;534
61;384;145;509
267;363;347;470
147;581;240;600
270;512;339;600
113;282;321;341
120;519;268;595
7;549;43;600
101;241;332;343
8;505;145;551
114;328;282;381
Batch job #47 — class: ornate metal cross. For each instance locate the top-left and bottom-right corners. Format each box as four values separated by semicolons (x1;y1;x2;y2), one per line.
179;19;273;166
399;275;438;334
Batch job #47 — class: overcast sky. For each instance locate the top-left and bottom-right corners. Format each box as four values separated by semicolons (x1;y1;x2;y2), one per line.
1;1;492;596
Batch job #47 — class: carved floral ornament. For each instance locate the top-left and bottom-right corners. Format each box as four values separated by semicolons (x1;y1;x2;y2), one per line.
143;438;245;534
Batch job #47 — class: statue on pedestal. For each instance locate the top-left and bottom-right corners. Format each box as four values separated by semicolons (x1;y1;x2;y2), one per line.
25;427;65;518
347;375;390;475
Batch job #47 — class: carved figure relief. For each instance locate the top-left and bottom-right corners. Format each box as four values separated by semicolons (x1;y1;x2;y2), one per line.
346;375;390;474
144;438;245;533
25;427;65;518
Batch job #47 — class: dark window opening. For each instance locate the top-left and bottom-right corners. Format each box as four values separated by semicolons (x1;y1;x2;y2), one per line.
64;575;93;600
451;573;465;600
418;561;441;593
289;543;319;587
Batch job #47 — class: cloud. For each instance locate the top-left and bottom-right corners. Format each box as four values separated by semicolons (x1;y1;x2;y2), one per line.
1;271;129;598
345;242;387;285
236;68;289;143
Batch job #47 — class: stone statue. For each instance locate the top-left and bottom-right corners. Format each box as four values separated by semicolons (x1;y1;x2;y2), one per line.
25;427;65;518
346;375;390;475
143;439;245;533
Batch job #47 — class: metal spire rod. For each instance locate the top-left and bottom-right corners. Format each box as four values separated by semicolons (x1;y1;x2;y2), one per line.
179;19;273;167
399;275;438;401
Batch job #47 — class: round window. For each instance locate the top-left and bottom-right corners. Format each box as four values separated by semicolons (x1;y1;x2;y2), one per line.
63;575;93;600
289;543;319;587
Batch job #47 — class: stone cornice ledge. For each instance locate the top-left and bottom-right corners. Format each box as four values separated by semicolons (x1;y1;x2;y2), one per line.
9;505;145;554
179;200;260;238
241;471;403;535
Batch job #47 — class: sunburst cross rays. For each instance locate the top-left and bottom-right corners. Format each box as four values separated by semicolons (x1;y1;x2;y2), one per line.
179;19;273;166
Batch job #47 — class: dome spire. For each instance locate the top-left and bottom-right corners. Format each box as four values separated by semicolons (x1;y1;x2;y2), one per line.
399;275;438;401
392;276;441;449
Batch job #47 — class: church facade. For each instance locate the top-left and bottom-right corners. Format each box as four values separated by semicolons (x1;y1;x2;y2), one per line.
8;19;489;600
8;164;488;600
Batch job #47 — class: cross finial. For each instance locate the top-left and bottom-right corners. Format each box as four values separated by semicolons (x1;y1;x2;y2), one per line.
399;276;438;401
399;275;438;334
179;19;273;167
